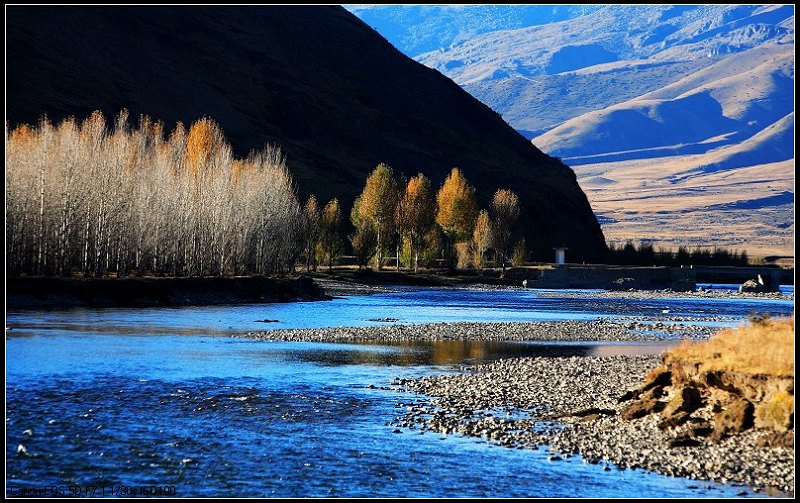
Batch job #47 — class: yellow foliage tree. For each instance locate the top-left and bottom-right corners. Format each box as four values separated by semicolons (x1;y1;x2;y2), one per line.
491;188;521;276
398;173;436;272
436;168;478;268
471;209;492;271
318;198;343;272
351;163;399;270
184;117;229;176
436;168;478;243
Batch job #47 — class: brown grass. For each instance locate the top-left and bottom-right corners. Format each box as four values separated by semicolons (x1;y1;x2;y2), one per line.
667;317;794;377
759;390;794;428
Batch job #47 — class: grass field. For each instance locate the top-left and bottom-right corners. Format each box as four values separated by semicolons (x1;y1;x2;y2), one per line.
667;317;794;377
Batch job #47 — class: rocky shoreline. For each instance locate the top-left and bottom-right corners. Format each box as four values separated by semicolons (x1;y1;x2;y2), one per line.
310;276;792;301
390;355;794;496
243;319;717;343
535;289;792;301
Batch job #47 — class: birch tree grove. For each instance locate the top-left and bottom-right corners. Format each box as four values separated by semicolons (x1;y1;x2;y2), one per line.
6;111;304;277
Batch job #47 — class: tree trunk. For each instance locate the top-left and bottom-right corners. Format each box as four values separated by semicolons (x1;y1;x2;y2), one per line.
375;226;382;271
37;165;46;274
411;235;417;273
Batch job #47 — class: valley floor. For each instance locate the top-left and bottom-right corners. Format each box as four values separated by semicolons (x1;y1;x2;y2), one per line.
576;157;794;257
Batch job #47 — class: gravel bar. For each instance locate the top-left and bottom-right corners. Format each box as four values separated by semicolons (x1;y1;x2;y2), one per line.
242;319;716;343
535;289;792;301
390;355;794;496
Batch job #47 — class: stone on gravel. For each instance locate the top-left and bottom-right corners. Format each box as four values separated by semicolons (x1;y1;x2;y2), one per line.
669;436;702;448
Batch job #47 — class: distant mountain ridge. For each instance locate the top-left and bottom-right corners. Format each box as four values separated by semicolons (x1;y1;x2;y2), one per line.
351;5;795;255
410;5;793;137
6;6;608;260
346;5;602;56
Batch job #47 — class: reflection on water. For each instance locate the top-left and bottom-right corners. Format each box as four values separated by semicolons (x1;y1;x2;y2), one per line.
287;340;593;366
290;340;677;367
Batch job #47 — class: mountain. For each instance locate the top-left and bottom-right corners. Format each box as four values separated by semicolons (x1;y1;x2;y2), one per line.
533;43;794;165
413;5;794;136
6;6;607;261
352;5;795;256
345;5;602;56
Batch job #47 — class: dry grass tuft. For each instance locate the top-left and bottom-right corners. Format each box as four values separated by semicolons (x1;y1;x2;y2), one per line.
760;390;794;428
667;317;794;377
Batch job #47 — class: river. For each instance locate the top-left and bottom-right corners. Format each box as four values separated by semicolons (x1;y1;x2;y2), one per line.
6;287;794;497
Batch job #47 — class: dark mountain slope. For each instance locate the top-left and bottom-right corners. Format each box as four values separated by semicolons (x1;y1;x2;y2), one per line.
6;6;606;260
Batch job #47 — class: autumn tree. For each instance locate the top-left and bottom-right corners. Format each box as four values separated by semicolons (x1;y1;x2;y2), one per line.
184;117;230;176
350;222;377;270
419;227;444;269
471;209;492;271
393;173;408;271
397;173;436;272
317;199;343;272
351;163;399;270
491;189;521;276
511;238;527;266
435;168;478;269
303;196;321;271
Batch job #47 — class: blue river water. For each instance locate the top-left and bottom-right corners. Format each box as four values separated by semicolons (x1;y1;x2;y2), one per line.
5;287;794;497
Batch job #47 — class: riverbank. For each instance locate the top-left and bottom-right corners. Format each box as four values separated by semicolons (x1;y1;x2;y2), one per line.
6;276;327;309
305;271;793;301
391;354;794;496
536;289;792;301
9;271;790;310
243;319;717;343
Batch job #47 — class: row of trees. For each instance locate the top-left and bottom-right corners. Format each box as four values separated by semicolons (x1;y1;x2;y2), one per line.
8;111;759;279
7;112;525;278
6;112;304;277
607;241;750;267
300;164;524;275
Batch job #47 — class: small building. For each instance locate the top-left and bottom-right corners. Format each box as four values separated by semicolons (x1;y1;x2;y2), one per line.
554;246;568;268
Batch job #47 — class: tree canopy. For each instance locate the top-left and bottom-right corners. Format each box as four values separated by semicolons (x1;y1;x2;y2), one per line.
436;167;478;244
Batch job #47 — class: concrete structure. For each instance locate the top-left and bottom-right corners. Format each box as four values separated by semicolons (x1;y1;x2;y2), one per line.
554;247;567;268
